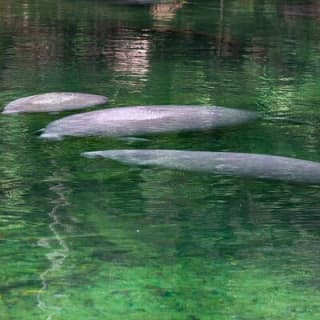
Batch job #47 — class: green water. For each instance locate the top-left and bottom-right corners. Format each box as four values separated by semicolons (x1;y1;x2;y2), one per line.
1;0;320;319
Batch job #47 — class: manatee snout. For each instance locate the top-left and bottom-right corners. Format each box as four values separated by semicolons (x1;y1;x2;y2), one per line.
39;132;63;140
81;151;103;159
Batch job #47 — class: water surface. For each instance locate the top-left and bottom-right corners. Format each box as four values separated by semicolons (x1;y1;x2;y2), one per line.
1;0;320;319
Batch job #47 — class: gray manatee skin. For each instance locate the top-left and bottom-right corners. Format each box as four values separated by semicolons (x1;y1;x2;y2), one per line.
40;105;260;140
2;92;108;114
81;149;320;184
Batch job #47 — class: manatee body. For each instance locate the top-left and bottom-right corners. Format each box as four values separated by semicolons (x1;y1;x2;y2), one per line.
2;92;108;114
81;149;320;184
40;105;260;140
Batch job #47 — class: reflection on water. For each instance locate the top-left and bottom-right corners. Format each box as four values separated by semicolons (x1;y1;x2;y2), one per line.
37;184;69;320
104;34;151;91
1;0;320;319
107;37;150;76
282;3;320;18
151;1;184;30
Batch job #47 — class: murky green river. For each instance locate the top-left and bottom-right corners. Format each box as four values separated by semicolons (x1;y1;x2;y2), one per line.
1;0;320;319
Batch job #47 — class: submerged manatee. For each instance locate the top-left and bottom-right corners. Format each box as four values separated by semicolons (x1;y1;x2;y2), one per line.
40;105;260;139
81;149;320;184
2;92;108;114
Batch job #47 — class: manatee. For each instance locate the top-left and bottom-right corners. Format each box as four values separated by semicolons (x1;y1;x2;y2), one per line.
81;149;320;184
40;105;260;140
2;92;108;114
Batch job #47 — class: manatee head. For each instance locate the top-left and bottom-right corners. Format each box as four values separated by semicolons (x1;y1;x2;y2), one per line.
81;150;165;165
